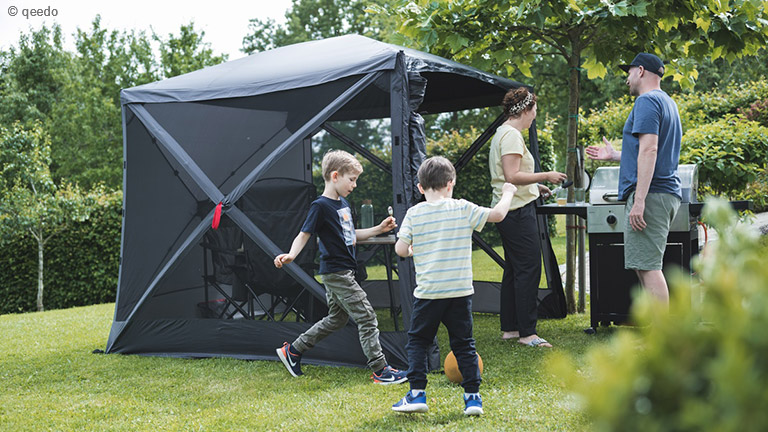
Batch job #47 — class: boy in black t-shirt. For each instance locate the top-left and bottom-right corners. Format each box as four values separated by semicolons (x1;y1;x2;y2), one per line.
274;150;407;384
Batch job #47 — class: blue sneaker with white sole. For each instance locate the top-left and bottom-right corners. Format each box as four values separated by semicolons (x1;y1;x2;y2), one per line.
463;393;483;416
392;390;428;413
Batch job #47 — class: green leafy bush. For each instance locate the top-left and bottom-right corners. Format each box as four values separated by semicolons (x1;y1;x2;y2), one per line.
580;79;768;145
0;189;122;314
551;199;768;432
738;98;768;127
677;80;768;130
579;95;633;148
734;169;768;212
680;115;768;196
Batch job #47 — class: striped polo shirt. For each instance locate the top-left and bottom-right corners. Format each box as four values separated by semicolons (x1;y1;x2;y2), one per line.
398;198;490;299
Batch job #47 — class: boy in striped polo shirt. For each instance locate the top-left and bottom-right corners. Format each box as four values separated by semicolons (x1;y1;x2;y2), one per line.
391;156;516;416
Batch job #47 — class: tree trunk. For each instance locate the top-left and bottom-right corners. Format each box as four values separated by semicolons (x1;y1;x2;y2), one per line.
564;44;583;315
37;238;45;312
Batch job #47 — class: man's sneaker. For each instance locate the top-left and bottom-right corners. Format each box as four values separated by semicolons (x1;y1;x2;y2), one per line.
392;390;428;413
276;342;303;377
463;393;483;416
371;365;408;385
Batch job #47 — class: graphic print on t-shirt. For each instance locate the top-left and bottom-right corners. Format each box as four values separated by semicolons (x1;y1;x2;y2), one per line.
337;207;355;246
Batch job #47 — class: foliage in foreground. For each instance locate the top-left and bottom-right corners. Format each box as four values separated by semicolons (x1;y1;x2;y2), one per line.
552;199;768;431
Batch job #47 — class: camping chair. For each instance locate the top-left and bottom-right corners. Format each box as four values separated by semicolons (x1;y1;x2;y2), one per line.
201;178;325;322
238;178;324;322
200;220;275;320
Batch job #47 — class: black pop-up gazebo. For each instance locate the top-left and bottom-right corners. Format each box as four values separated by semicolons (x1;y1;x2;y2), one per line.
105;34;565;369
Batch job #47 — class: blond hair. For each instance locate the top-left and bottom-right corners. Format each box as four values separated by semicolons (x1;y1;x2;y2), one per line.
321;150;363;181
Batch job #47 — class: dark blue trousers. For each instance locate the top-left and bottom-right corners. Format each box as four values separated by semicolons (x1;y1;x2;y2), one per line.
406;295;480;393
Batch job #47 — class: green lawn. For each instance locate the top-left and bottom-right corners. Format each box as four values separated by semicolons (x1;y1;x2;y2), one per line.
0;303;615;431
0;216;608;431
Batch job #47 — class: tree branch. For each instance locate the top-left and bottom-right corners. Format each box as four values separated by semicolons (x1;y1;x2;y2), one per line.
28;227;41;242
523;26;571;60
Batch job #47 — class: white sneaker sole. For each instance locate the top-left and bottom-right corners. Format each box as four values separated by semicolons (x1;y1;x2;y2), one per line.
392;403;428;413
373;376;408;385
464;406;483;416
276;348;300;378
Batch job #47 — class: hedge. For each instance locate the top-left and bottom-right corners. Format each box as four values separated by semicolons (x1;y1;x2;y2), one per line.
681;115;768;196
580;80;768;147
0;190;122;314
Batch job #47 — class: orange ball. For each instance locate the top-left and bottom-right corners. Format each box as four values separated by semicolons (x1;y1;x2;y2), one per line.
443;350;483;383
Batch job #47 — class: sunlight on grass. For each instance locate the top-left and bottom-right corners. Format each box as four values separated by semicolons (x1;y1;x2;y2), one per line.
0;301;613;431
0;217;608;431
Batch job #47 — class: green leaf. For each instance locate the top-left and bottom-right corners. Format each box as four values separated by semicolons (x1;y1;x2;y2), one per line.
582;57;607;79
695;16;712;32
445;33;470;51
658;15;679;31
517;61;533;78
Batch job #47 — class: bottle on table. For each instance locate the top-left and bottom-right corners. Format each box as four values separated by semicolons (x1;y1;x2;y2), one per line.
360;199;374;228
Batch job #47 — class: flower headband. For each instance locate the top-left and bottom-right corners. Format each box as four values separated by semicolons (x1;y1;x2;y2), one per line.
507;92;534;116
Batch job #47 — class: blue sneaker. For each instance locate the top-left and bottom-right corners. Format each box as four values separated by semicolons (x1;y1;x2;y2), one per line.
276;342;303;377
463;393;483;416
372;365;407;385
392;390;428;413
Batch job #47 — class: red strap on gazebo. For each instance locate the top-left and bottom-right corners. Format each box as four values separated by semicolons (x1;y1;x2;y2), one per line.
212;202;223;230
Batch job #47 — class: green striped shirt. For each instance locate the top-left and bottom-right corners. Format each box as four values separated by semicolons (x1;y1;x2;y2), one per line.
398;198;490;299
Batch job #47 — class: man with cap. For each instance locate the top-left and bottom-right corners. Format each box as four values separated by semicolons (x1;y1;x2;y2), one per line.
586;52;683;306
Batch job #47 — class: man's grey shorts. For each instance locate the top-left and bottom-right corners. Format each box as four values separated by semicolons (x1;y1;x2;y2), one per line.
624;192;681;271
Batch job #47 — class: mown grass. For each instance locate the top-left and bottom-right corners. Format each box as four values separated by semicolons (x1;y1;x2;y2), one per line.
0;303;615;431
1;216;608;431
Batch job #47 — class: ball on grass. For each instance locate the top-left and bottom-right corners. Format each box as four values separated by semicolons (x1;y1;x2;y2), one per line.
443;350;483;383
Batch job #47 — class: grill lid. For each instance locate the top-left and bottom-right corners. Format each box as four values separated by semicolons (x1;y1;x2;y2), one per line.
589;164;698;205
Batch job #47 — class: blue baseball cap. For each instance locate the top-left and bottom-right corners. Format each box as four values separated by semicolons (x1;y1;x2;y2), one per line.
619;53;665;77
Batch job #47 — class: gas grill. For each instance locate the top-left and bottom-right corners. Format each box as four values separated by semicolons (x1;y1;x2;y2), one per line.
536;163;752;333
586;164;700;332
587;164;699;233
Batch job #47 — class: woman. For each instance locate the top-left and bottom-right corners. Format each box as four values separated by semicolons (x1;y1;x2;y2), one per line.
489;87;567;347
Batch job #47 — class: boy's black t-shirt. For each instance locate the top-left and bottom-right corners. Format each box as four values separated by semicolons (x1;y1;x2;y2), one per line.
301;196;356;274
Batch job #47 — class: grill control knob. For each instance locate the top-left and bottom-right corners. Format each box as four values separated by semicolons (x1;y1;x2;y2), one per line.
606;214;617;225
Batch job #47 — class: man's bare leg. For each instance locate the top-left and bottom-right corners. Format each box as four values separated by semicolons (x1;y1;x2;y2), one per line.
635;269;669;304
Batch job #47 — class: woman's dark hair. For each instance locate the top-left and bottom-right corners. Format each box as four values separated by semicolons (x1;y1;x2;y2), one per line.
502;87;537;119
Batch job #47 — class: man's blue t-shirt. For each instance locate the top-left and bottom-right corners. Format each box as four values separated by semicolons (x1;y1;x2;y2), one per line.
301;196;357;274
618;89;682;201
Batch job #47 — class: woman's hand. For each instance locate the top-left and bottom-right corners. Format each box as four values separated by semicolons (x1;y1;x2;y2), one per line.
538;184;551;197
545;171;567;184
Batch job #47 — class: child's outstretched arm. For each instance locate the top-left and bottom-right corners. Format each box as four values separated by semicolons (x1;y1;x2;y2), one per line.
274;232;311;268
356;216;397;241
488;182;518;223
